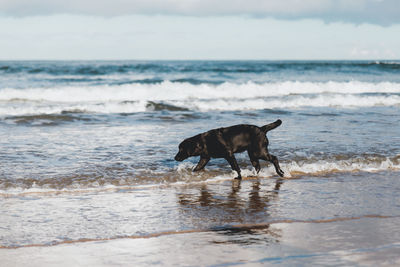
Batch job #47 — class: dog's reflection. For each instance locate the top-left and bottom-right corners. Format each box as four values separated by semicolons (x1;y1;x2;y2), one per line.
182;178;282;209
177;178;283;245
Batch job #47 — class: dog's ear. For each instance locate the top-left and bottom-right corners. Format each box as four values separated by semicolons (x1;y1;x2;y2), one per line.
180;138;195;155
185;136;204;156
194;140;204;154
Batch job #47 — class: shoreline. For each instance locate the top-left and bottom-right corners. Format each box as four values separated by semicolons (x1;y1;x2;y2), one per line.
2;216;400;266
1;214;398;250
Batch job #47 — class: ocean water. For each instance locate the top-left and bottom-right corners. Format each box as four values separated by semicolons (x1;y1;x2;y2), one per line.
1;60;400;265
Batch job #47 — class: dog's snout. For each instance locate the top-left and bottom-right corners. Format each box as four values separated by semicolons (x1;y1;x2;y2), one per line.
174;154;183;161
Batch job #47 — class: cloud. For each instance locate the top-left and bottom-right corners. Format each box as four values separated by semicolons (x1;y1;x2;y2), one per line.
1;14;399;60
0;0;399;25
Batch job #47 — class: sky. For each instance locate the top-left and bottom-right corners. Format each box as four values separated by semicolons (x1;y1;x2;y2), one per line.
0;0;399;60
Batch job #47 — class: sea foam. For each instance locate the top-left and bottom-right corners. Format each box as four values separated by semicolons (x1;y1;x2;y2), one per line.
1;155;398;195
1;81;400;115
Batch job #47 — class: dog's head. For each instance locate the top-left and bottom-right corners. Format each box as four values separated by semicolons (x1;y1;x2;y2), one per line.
174;136;203;161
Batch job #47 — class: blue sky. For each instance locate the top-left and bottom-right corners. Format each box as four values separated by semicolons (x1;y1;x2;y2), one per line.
0;0;399;60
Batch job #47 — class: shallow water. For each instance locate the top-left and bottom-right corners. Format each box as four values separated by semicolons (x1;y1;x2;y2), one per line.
1;106;399;193
1;60;400;265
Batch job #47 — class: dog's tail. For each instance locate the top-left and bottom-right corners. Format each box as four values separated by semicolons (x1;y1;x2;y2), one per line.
261;119;282;133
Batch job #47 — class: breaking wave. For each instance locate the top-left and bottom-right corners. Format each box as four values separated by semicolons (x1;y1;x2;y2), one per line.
0;81;400;116
1;81;400;102
1;154;398;195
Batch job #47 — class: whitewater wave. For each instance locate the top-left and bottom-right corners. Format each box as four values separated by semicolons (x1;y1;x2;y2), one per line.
1;94;399;117
374;61;400;65
280;156;400;177
1;155;398;195
1;81;400;102
0;81;400;116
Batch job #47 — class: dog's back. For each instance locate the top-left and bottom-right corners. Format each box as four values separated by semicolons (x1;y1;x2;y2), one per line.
208;120;282;153
206;124;262;154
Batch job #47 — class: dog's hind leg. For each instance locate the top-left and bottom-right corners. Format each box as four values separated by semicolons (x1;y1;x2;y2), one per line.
193;156;210;172
248;151;261;174
225;155;242;180
261;154;284;177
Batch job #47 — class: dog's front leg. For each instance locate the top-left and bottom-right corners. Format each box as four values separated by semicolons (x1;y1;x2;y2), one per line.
193;156;210;172
225;155;242;179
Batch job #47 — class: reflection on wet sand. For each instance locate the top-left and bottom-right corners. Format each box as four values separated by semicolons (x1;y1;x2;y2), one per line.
178;178;283;217
176;178;284;245
209;223;281;246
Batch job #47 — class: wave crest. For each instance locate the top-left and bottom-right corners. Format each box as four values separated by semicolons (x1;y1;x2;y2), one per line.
1;155;398;195
1;81;400;102
0;81;399;116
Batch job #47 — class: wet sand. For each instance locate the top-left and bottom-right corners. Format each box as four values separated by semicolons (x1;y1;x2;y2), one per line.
2;171;400;266
2;216;400;266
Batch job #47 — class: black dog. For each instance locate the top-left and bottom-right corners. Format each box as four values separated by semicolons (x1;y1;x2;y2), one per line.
174;120;284;179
